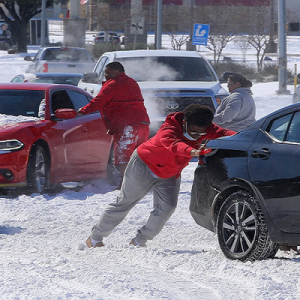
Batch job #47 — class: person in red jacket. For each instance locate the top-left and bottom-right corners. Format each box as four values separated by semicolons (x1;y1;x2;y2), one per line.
85;104;236;248
78;62;150;185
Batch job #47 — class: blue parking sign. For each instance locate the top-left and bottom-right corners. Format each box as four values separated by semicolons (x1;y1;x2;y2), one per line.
192;24;210;46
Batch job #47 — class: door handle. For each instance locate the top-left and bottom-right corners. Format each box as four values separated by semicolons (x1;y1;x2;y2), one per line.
82;126;88;132
251;148;271;159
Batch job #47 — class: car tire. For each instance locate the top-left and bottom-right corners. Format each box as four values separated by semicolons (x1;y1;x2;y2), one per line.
27;145;49;193
216;190;277;262
264;242;279;259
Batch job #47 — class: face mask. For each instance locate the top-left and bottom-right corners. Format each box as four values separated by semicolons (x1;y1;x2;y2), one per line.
183;123;198;141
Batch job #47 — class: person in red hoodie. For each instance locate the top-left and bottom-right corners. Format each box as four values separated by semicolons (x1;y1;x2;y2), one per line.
78;62;150;184
86;104;236;248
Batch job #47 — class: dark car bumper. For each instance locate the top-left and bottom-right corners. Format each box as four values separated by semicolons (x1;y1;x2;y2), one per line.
190;164;218;232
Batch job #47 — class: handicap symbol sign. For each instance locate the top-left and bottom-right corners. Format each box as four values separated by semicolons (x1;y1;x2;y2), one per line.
192;24;210;46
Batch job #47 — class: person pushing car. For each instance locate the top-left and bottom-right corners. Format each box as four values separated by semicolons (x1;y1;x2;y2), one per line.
78;62;150;188
85;104;236;248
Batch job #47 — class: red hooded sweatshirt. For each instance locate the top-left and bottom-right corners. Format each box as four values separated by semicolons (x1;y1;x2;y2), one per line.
137;112;236;179
79;72;150;133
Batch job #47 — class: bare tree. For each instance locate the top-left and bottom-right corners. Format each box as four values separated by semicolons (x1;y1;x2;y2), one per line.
163;6;191;50
206;35;235;65
0;0;57;53
247;34;270;72
167;33;189;50
234;36;252;63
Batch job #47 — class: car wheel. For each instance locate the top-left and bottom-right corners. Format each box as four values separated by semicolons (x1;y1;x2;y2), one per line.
216;190;276;262
27;145;49;193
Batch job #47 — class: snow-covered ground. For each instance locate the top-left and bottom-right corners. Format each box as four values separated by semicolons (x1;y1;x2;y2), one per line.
0;29;300;299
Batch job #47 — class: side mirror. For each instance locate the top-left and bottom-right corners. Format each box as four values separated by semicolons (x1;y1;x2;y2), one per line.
81;72;99;84
24;56;33;61
297;73;300;80
55;108;77;119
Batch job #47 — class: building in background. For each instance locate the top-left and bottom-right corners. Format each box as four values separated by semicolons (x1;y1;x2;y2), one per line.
32;0;300;36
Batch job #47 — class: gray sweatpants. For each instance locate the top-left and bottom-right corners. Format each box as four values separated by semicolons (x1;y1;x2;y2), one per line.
90;149;181;245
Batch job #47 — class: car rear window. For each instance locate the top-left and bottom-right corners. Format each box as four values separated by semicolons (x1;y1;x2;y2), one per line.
116;56;217;82
43;49;90;61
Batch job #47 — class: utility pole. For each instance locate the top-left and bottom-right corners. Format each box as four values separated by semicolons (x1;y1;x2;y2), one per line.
268;0;276;53
277;0;290;94
156;0;162;49
41;0;46;46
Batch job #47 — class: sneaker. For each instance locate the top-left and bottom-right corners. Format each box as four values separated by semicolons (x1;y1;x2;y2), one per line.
86;237;104;248
129;238;146;247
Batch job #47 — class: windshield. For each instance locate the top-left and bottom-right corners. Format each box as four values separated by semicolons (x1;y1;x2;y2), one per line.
115;56;217;82
0;90;45;117
42;49;90;61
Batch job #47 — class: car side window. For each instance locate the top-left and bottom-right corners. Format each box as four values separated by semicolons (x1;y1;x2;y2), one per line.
67;90;91;111
11;76;22;82
267;113;293;142
33;49;43;61
94;56;109;80
51;90;75;113
286;111;300;143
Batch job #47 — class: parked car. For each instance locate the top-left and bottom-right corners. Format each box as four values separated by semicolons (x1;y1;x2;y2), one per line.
78;50;228;134
190;102;300;262
24;47;95;74
11;72;83;86
0;83;113;194
93;31;120;45
293;73;300;103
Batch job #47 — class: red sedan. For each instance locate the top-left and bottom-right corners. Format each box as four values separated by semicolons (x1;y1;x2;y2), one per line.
0;83;113;193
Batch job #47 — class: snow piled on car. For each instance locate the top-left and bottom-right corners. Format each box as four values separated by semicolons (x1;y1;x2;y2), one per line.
0;114;40;126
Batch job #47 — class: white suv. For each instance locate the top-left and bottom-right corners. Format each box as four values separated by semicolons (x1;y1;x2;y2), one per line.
78;50;228;133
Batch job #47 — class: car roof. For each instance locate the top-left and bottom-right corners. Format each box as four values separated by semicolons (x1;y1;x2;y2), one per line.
40;47;87;51
97;31;118;34
31;73;83;77
0;82;83;90
105;50;204;58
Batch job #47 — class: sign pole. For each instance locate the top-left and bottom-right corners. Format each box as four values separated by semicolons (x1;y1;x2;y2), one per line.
156;0;162;49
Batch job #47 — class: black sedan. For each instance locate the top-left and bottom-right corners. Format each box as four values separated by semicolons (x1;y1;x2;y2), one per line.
190;102;300;262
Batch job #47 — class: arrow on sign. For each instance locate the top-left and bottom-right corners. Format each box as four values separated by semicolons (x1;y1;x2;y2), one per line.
132;23;143;30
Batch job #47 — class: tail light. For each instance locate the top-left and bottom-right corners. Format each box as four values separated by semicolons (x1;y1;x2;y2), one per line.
200;148;213;156
42;63;48;73
198;148;214;165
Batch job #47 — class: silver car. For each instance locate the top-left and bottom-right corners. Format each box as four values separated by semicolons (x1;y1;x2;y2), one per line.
11;73;83;86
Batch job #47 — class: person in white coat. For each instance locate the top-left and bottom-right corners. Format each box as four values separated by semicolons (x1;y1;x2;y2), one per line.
213;73;256;132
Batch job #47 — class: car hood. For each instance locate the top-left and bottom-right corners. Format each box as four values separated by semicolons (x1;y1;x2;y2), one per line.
0;115;43;136
138;81;228;96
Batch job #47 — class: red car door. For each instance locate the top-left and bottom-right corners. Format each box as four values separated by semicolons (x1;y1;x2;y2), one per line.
48;89;92;180
65;89;113;176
